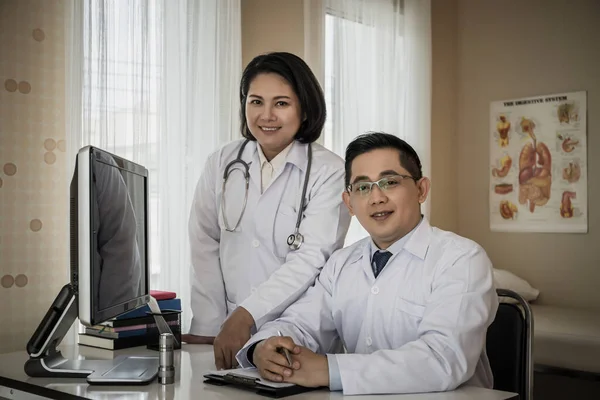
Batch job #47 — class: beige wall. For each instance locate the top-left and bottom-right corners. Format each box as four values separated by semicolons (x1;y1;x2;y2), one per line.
430;0;458;232
241;0;305;68
453;0;600;309
0;0;69;353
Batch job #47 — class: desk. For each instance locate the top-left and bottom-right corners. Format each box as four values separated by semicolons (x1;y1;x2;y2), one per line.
0;345;518;400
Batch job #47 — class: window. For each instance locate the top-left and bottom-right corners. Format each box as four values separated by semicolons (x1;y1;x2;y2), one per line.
82;0;163;284
323;3;406;245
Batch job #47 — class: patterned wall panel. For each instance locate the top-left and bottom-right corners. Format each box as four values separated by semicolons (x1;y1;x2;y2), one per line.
0;0;68;354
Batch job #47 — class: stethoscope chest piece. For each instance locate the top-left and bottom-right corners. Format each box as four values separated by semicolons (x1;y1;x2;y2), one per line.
287;232;304;251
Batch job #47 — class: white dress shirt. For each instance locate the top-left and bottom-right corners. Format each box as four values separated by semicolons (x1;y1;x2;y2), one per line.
188;139;351;336
237;217;498;395
257;142;293;193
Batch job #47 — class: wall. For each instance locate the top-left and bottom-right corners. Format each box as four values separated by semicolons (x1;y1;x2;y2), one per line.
241;0;305;67
456;0;600;309
430;0;458;232
0;0;68;353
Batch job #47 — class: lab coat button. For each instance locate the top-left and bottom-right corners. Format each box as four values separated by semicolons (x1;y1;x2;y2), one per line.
251;286;257;294
366;337;372;346
252;240;260;248
371;286;379;295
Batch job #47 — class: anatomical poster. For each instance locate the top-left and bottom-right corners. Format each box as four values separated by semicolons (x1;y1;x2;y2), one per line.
490;91;587;233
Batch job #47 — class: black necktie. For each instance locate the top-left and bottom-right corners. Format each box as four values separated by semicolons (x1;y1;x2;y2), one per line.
372;250;392;278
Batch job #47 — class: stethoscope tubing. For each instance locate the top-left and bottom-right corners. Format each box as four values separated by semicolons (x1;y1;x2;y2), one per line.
220;139;312;249
293;143;312;235
221;140;251;232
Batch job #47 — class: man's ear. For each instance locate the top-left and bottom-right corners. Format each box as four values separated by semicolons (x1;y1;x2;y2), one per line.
342;191;354;216
417;177;431;204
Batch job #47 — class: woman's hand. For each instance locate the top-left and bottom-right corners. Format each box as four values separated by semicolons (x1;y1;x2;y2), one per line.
213;307;255;369
254;336;301;382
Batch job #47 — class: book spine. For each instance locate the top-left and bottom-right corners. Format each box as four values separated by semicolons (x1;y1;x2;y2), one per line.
101;312;180;328
85;328;147;339
115;299;181;320
78;333;148;350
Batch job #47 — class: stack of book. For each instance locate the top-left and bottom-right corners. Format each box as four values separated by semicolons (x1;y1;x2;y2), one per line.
78;290;181;350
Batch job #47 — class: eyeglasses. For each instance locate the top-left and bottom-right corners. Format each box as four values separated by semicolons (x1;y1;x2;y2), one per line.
346;174;417;196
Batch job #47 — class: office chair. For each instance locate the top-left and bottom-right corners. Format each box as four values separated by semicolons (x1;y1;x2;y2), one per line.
486;288;534;400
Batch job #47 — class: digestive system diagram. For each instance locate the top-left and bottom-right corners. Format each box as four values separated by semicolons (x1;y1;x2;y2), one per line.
491;112;584;221
490;94;586;230
517;117;552;213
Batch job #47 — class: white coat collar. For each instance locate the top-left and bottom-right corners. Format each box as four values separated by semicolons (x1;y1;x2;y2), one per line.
242;140;308;192
403;217;431;260
284;140;310;173
256;141;294;171
346;217;432;266
245;140;309;172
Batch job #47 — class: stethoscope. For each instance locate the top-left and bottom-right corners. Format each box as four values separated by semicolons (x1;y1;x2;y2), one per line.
220;139;312;251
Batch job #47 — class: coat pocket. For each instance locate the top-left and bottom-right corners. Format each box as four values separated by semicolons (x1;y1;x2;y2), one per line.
394;297;425;318
392;297;426;346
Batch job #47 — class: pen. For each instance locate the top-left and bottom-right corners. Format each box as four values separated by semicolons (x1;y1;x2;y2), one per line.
277;330;293;367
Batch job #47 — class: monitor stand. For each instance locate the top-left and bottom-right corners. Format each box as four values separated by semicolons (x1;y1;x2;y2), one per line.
24;284;159;384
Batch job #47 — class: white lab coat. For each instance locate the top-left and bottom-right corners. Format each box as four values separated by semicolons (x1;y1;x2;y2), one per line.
189;139;351;336
238;218;498;395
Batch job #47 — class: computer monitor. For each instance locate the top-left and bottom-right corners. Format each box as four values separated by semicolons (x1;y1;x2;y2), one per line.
24;146;158;383
74;146;150;326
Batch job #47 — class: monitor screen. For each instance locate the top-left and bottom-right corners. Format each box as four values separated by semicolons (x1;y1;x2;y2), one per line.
72;146;150;326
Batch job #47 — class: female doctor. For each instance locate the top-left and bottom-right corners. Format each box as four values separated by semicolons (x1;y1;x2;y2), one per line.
182;52;351;370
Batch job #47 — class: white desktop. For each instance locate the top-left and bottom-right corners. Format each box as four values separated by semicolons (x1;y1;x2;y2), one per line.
0;344;520;400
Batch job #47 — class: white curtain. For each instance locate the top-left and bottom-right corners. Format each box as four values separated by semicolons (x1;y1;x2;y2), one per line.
313;0;431;245
66;0;241;334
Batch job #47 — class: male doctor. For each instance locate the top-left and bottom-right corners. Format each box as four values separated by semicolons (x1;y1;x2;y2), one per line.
236;132;499;395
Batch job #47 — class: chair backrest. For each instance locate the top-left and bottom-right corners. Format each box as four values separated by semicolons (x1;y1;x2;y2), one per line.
486;288;533;400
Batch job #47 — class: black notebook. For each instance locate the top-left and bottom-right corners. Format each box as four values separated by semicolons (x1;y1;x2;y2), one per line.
203;368;315;398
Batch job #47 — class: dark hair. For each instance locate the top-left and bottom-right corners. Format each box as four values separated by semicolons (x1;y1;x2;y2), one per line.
344;132;423;188
239;52;326;144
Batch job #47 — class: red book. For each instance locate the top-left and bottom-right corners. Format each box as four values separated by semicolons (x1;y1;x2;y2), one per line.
150;290;177;300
